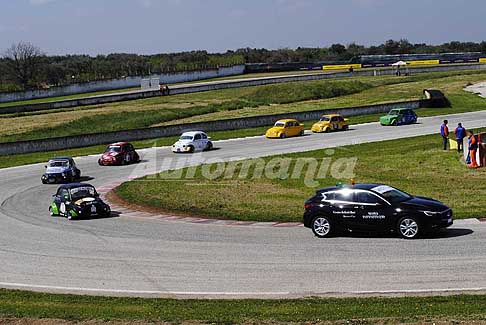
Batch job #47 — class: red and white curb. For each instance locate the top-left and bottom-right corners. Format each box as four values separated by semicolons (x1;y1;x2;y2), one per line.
97;181;304;228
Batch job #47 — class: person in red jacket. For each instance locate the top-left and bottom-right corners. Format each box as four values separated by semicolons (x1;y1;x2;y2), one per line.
467;130;479;168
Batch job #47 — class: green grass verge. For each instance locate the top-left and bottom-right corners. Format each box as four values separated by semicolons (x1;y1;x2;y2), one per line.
1;289;486;323
0;80;371;143
116;131;486;221
162;70;486;126
3;69;486;143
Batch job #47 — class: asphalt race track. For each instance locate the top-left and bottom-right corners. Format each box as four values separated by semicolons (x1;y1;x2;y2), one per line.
1;111;486;298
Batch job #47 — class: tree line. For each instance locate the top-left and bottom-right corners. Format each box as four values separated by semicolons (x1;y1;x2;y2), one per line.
1;39;486;92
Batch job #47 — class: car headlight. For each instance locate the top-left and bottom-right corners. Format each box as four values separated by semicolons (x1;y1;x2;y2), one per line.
422;210;440;216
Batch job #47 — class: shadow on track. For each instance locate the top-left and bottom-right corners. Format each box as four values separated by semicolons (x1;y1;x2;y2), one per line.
428;228;473;239
330;228;473;240
79;176;95;182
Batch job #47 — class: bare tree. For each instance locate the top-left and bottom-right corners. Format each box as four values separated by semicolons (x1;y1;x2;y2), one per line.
3;41;44;89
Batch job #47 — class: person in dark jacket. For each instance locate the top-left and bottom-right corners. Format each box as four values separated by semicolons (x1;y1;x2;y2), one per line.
440;120;449;150
454;123;467;152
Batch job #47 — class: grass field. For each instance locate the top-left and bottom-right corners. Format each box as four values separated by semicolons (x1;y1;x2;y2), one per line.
116;132;486;222
0;86;139;108
0;79;369;142
1;289;486;323
161;70;486;125
1;70;486;143
0;69;331;108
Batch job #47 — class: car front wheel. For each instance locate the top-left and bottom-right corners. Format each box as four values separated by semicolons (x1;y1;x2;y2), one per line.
397;217;420;239
312;216;332;238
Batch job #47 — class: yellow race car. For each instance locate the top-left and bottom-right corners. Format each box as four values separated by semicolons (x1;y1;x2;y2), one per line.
311;114;349;133
265;119;305;139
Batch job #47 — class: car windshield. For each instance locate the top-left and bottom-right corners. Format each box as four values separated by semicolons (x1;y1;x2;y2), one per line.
320;117;331;122
48;160;68;167
371;185;411;204
388;110;400;115
274;122;285;127
106;146;121;153
179;135;193;140
70;186;96;200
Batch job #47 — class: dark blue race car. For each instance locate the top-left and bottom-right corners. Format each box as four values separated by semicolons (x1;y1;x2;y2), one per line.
41;156;81;184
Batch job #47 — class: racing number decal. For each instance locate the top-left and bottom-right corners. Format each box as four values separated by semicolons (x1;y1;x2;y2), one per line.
60;203;66;215
333;123;338;130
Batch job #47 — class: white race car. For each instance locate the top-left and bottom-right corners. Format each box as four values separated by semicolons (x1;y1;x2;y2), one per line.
172;131;213;153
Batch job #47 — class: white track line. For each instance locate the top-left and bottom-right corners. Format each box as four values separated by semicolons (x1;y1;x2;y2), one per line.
2;282;486;298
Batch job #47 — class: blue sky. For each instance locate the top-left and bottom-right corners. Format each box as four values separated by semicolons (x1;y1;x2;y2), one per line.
1;0;485;55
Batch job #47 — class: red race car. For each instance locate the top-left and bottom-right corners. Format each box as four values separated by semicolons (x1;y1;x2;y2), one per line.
98;142;140;166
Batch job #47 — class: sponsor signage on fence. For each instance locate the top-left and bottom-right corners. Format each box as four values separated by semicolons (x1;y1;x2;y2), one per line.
322;64;362;70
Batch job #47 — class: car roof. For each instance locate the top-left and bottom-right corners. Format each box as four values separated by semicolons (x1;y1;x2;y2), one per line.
108;142;129;146
181;131;205;136
50;156;73;161
317;183;386;193
276;119;299;123
322;114;342;117
58;183;95;190
390;108;411;111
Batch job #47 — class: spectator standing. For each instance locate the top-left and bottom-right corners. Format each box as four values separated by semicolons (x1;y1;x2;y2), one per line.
454;123;467;152
440;120;449;150
467;130;479;168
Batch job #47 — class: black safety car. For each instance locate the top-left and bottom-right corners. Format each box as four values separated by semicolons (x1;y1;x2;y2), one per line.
49;183;111;220
303;184;453;239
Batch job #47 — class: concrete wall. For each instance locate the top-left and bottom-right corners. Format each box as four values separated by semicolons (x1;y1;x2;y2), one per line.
1;63;483;115
0;99;428;156
0;65;246;103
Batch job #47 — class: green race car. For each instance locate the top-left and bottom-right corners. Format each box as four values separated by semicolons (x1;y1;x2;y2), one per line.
49;183;111;220
379;108;418;126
